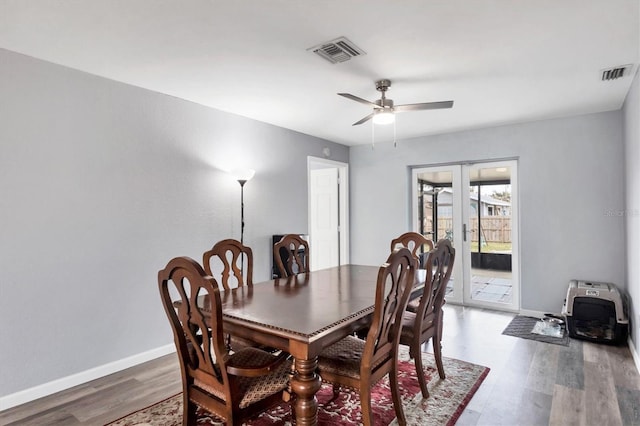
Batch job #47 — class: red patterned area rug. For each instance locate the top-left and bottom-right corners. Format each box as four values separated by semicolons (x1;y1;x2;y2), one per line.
107;353;488;426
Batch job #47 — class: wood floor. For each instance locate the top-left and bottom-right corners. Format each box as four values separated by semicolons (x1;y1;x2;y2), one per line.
1;305;639;425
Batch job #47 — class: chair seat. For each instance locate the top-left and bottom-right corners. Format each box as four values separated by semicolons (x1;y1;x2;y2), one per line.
194;347;292;409
318;336;366;380
318;336;388;381
406;297;420;313
399;311;438;342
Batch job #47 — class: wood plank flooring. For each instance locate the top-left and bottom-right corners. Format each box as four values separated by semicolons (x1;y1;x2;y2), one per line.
1;305;638;425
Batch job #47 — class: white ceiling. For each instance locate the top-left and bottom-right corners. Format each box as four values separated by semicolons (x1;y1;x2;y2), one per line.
1;1;638;146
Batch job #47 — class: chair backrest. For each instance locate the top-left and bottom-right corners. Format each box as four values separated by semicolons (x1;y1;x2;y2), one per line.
158;257;232;410
362;247;416;374
203;239;254;290
273;234;310;277
390;232;434;268
414;239;456;329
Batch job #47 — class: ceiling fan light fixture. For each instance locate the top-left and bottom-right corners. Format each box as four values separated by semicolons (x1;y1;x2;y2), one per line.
372;109;395;125
339;79;453;126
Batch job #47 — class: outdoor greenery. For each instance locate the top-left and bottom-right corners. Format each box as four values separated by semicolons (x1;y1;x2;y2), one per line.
470;241;512;253
491;190;511;202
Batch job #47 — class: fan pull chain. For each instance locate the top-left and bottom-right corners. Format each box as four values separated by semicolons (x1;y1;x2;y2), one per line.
393;118;397;148
371;120;375;149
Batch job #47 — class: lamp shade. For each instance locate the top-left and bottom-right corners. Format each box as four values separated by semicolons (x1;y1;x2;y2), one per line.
372;109;395;125
231;168;255;183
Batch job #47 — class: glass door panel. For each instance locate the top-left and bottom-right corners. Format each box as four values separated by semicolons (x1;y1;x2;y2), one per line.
412;166;463;304
462;161;519;310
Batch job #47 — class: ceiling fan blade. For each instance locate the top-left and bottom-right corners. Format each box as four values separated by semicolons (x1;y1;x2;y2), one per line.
394;100;454;112
352;113;374;126
338;93;380;108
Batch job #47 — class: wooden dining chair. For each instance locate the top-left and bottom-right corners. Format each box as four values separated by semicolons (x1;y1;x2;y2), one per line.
391;232;434;313
390;231;434;268
398;238;455;399
203;238;253;290
316;247;416;426
273;234;310;277
158;256;291;425
203;239;260;352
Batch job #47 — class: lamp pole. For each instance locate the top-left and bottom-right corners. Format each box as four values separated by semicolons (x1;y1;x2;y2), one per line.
238;179;247;246
231;168;255;246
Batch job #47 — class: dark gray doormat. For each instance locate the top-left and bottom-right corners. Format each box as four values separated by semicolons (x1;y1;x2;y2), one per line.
502;315;570;346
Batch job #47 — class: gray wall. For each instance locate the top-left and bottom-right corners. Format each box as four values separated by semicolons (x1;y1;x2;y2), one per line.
0;49;348;397
349;111;626;313
624;69;640;356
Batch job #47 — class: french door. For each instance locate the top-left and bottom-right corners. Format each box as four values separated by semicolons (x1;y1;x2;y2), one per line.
411;160;519;311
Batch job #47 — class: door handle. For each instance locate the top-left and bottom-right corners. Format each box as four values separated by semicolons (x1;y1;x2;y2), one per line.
463;223;467;242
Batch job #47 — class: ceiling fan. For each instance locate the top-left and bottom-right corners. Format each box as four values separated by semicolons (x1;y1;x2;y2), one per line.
338;79;454;126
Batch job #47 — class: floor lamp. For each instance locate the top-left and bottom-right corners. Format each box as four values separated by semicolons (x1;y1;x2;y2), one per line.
231;168;255;246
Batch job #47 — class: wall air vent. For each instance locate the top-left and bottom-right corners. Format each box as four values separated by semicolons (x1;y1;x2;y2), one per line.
601;64;633;81
308;37;366;64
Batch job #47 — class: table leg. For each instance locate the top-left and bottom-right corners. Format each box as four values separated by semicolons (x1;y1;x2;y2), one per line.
290;356;322;425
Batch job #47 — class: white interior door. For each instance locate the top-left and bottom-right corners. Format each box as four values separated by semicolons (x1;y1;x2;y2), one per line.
309;168;339;270
308;157;349;271
412;160;519;311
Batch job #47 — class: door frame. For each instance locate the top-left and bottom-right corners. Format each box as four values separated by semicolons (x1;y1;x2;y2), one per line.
307;157;350;268
411;159;520;312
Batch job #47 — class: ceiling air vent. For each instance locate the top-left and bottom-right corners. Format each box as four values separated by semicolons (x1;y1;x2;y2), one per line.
601;64;633;81
308;37;366;64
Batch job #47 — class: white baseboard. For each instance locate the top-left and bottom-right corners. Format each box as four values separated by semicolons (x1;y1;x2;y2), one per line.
629;337;640;375
0;343;175;411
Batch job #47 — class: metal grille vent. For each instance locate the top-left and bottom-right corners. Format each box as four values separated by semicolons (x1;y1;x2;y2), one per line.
308;37;366;64
601;65;633;81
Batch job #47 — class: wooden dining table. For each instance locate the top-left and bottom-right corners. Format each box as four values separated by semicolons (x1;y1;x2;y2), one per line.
208;264;426;426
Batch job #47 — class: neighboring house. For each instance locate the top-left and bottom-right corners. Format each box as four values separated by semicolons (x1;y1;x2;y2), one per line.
471;192;511;217
432;188;511;217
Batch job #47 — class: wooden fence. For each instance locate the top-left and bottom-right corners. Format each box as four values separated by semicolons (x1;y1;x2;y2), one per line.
425;217;512;243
